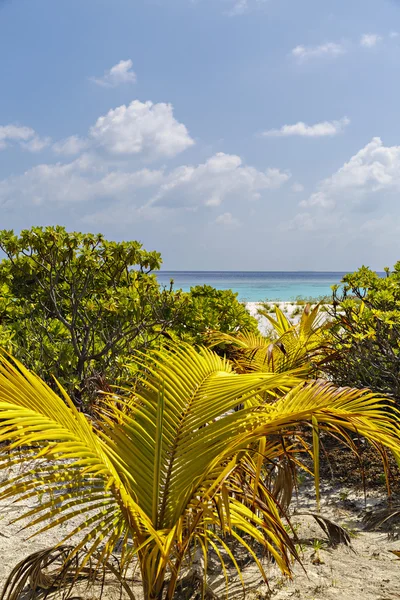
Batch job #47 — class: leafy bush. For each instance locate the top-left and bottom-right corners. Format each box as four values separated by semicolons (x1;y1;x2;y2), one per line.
170;284;258;343
326;264;400;399
0;227;257;406
0;226;186;405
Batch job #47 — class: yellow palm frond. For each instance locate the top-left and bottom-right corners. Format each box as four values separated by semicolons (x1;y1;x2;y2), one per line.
208;303;332;377
0;344;398;599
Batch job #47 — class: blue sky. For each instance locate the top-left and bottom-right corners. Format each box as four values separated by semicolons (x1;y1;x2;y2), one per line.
1;0;400;270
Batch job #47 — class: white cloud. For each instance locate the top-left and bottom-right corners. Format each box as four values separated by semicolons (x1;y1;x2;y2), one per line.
90;59;137;88
285;137;400;238
293;137;400;238
0;100;290;231
51;99;193;161
0;124;50;152
291;183;304;193
21;136;52;153
85;153;287;228
302;137;400;211
215;212;240;227
90;100;194;159
0;153;164;206
299;191;335;209
53;136;89;156
0;146;289;219
360;33;382;48
0;124;34;149
153;152;290;208
0;155;98;205
98;168;164;195
291;42;346;61
262;117;350;138
390;31;399;39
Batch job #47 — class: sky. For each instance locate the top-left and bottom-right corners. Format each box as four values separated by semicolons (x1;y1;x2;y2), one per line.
1;0;400;270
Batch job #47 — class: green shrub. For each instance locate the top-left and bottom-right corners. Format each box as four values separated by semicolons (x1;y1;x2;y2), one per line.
0;227;257;405
171;284;258;344
325;264;400;399
0;226;185;405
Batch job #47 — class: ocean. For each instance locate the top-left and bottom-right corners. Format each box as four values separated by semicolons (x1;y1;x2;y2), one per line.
156;271;352;302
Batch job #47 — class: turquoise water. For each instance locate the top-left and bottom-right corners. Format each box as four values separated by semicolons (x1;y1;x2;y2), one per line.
156;271;353;302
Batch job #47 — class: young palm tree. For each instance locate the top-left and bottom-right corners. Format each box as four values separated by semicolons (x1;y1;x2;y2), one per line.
0;344;398;599
207;303;333;377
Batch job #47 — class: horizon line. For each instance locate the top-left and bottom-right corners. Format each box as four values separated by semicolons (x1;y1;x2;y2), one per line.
158;269;380;273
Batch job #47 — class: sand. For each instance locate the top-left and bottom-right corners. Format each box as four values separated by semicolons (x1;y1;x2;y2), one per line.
245;301;331;336
0;473;399;599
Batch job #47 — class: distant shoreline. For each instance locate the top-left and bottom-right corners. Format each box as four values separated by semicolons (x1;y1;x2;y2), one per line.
156;271;350;302
159;270;352;274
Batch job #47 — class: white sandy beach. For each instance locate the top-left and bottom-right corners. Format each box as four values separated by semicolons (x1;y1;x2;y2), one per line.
246;301;329;335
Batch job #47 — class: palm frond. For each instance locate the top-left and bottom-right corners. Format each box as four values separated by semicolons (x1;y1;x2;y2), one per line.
206;304;333;378
0;345;399;599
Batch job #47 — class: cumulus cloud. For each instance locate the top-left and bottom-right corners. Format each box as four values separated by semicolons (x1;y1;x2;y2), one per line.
299;191;335;210
360;33;382;47
0;153;165;206
98;169;164;196
0;102;289;228
0;155;106;205
152;152;290;208
0;124;34;149
0;147;289;221
21;136;52;152
262;117;350;138
0;124;50;152
291;42;346;61
291;183;304;193
289;137;400;235
90;100;194;159
50;99;193;161
301;137;400;211
0;156;95;205
53;136;89;156
90;59;137;88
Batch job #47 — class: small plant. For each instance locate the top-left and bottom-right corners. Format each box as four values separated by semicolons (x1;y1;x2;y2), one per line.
296;470;307;487
338;490;350;502
378;472;386;485
312;539;324;551
311;539;325;565
294;542;305;558
341;524;359;539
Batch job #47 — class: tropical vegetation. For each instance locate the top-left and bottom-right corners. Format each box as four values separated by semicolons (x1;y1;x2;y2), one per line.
0;228;400;598
326;263;400;400
208;303;332;378
0;227;255;407
0;345;399;599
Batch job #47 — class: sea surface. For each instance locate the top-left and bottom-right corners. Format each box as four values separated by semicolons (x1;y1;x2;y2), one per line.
156;271;352;302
